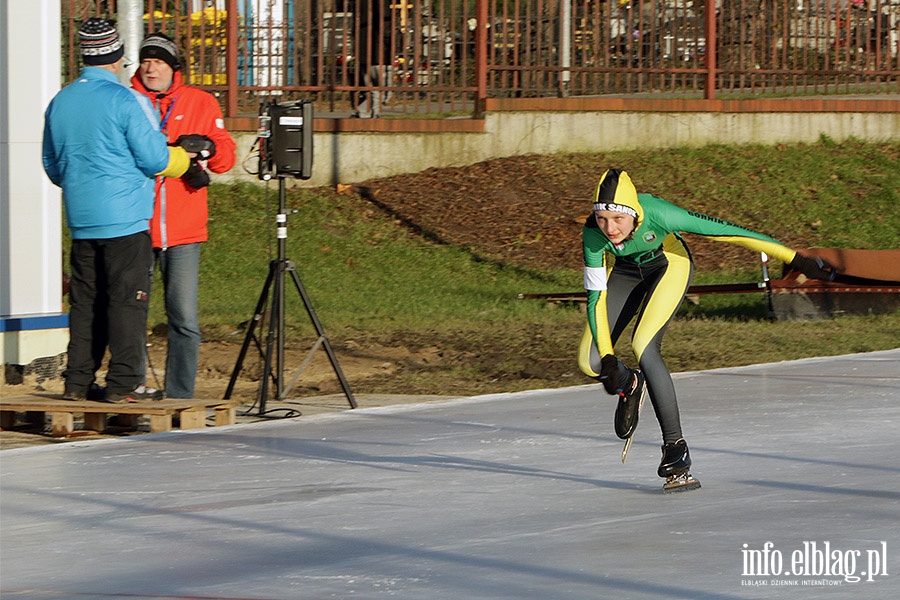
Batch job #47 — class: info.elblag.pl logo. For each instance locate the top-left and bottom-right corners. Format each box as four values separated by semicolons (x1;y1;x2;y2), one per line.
741;541;889;586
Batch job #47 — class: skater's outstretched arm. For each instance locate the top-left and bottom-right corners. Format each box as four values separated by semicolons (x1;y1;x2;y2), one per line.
653;196;837;280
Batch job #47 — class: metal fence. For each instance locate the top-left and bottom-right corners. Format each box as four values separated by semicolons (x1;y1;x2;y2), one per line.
63;0;900;119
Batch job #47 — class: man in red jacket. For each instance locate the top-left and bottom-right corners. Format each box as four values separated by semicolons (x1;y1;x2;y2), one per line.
132;32;237;399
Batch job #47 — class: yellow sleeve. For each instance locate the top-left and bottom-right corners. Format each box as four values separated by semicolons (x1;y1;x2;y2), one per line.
709;236;797;264
156;146;191;178
581;226;616;369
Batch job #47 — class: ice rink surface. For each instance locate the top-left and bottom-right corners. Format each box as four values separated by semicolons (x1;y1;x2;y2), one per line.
2;349;898;599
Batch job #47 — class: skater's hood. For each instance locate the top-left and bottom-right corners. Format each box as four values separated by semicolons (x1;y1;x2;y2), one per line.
592;169;643;226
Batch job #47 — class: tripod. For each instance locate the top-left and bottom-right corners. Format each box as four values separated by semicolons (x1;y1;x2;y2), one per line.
224;177;357;414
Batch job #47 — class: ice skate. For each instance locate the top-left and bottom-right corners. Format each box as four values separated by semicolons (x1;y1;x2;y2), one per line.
618;371;646;463
615;370;646;439
658;438;701;493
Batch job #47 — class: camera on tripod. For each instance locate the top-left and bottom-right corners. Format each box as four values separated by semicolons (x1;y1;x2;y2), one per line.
228;99;355;413
257;100;314;181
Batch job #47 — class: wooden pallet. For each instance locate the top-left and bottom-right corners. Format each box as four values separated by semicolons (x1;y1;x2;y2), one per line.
0;395;239;438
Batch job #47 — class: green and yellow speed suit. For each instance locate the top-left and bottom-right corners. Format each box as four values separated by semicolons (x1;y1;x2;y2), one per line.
578;194;798;443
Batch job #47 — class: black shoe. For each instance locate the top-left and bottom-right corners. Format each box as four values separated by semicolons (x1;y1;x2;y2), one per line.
614;370;645;439
103;385;164;404
658;438;692;478
62;386;86;401
63;383;105;401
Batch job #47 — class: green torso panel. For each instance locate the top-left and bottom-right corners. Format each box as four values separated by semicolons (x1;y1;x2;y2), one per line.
583;193;795;268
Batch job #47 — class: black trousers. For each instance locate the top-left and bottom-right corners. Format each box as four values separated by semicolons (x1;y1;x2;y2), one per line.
65;231;153;395
580;238;694;443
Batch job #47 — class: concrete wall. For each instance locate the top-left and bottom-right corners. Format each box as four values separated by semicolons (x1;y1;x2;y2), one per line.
218;109;900;188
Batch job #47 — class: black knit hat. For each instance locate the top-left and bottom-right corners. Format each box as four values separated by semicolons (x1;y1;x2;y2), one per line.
80;18;125;65
140;32;181;71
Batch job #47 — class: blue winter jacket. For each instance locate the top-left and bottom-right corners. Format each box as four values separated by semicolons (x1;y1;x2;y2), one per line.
42;67;171;240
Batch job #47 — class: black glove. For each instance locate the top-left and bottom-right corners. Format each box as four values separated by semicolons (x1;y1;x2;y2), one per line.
182;159;210;190
789;253;837;281
175;134;216;160
600;354;633;395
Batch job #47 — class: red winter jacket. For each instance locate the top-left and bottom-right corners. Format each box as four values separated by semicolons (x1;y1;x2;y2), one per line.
131;70;236;249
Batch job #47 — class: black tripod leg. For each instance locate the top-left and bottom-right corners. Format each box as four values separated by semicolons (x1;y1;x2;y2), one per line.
258;259;285;415
287;267;358;408
224;261;275;400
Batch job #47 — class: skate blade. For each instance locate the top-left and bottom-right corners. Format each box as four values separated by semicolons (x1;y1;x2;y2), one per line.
621;435;634;463
620;386;647;463
663;473;701;494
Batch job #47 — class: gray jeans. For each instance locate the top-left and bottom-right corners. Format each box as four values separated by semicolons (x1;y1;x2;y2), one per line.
154;243;202;398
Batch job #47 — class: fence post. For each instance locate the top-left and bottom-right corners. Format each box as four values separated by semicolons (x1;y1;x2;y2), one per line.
226;0;239;118
475;0;488;116
704;0;717;100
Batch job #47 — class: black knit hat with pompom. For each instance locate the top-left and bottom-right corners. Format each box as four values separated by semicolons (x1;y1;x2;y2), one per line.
80;18;124;66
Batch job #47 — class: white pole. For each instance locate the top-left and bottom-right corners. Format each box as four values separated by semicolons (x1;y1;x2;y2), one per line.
118;0;144;83
560;0;572;97
0;0;69;368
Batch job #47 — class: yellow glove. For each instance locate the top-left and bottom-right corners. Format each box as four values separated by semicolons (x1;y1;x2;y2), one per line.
156;146;191;178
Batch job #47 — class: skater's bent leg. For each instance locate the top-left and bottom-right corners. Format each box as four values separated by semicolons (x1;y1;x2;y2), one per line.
631;241;693;443
638;338;683;443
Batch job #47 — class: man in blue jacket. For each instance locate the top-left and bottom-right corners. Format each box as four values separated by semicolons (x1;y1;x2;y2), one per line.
42;18;191;403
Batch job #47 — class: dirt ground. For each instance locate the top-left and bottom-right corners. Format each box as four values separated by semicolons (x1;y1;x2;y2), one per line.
349;154;771;275
1;339;468;449
2;155;761;448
